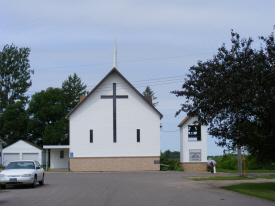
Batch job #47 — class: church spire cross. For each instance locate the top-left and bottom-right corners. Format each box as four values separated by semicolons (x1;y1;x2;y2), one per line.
101;83;128;142
113;38;117;69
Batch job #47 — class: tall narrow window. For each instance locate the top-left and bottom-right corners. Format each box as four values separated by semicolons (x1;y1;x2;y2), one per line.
137;129;140;142
90;130;93;143
60;150;64;159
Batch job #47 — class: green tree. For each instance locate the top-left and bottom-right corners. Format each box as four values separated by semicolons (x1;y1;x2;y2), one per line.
43;117;69;145
0;44;33;115
171;29;275;162
142;86;158;107
62;73;87;111
0;101;29;145
28;87;68;146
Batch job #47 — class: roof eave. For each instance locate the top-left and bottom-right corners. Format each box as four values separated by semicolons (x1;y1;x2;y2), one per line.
178;116;191;127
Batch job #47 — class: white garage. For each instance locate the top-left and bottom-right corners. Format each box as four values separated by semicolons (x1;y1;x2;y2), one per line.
3;153;20;166
2;140;46;166
22;153;39;162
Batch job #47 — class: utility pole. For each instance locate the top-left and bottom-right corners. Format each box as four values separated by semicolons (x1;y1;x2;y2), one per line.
232;45;242;176
237;144;242;176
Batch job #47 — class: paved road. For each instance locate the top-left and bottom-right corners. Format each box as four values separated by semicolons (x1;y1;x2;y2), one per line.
0;171;274;206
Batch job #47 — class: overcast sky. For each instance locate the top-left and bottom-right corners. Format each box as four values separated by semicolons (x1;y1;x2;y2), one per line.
1;1;274;155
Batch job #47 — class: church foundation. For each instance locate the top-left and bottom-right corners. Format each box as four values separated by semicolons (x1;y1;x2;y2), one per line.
70;156;160;172
179;162;207;172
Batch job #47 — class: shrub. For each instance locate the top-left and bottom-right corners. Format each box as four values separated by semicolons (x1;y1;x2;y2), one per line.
246;155;258;170
215;153;275;170
216;153;238;170
174;164;184;171
160;164;168;171
160;156;183;171
246;155;275;170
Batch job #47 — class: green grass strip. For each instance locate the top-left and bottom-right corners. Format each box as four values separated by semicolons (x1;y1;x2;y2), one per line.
256;175;275;179
191;176;255;181
217;169;275;173
216;169;238;173
222;183;275;202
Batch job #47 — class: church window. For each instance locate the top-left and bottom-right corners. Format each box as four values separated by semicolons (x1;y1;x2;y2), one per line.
188;125;201;141
90;130;93;143
60;150;64;159
137;129;140;142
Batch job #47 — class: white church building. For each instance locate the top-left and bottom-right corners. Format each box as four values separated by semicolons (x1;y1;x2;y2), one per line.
44;44;163;171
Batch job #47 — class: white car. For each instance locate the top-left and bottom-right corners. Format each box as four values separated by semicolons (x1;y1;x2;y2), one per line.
0;160;44;189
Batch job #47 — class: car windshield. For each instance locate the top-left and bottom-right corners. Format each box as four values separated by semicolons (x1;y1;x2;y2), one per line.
5;161;35;170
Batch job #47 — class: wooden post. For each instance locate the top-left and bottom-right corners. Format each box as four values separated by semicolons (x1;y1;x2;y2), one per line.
46;149;48;171
237;146;242;176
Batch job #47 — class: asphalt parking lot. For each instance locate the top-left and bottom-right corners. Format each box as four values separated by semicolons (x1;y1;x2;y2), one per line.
0;171;274;206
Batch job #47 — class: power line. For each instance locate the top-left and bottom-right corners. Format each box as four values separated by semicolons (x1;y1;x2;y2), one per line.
32;53;213;71
86;75;185;88
17;52;215;94
161;129;180;133
90;80;183;94
24;76;185;94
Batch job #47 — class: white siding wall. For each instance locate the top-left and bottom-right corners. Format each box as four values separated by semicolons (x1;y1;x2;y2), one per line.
50;149;70;169
180;127;184;162
69;73;160;157
180;117;207;162
2;140;44;166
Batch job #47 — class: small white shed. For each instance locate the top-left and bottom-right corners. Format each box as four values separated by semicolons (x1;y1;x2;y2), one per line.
2;140;46;166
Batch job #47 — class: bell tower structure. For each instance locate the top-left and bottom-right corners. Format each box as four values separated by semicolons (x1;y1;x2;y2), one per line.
178;116;207;172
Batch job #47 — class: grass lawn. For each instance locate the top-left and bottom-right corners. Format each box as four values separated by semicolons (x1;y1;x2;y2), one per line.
222;183;275;202
191;176;255;181
256;174;275;179
217;168;275;173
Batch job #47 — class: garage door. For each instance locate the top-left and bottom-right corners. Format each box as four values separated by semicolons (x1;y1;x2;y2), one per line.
3;153;20;166
22;153;39;162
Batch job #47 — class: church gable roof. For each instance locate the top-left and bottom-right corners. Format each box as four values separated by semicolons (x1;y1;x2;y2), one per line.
66;68;163;119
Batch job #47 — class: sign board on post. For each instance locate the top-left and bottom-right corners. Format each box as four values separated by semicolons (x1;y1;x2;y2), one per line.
70;152;73;157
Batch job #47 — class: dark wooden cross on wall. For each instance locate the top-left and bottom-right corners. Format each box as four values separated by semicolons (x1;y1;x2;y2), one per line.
101;83;128;142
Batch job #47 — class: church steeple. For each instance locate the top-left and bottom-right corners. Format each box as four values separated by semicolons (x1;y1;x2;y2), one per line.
113;38;117;69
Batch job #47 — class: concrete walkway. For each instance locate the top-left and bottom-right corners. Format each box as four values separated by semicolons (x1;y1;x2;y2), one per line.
177;172;275;187
46;168;70;172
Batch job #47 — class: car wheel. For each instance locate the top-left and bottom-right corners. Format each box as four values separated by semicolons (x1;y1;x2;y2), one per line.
39;175;44;185
31;176;37;188
0;185;6;189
